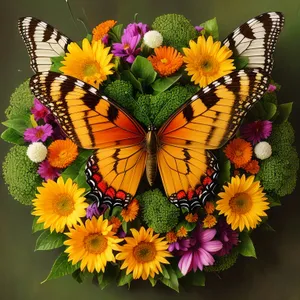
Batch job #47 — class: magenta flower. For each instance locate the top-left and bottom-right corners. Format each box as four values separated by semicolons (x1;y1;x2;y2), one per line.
24;124;53;142
215;219;239;256
267;84;277;92
86;203;101;219
38;160;60;181
31;99;49;121
124;22;149;37
168;238;190;252
240;120;272;144
178;224;223;275
195;25;204;32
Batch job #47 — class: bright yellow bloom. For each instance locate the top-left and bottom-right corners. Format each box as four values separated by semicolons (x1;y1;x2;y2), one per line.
116;227;172;280
32;177;88;233
60;38;115;88
183;36;235;87
92;20;117;42
121;198;139;222
217;175;269;231
203;215;217;228
64;216;122;273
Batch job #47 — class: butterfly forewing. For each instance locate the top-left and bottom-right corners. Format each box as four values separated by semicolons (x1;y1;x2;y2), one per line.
18;17;72;72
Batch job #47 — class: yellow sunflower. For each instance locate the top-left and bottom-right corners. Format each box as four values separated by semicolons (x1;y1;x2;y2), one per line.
64;216;122;273
183;35;235;87
60;38;115;88
116;227;172;280
32;177;88;233
216;175;269;231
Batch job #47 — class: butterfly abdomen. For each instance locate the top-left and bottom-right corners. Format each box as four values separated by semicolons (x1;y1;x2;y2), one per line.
146;130;158;186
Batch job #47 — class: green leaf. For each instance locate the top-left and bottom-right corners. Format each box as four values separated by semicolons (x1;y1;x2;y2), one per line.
148;276;157;287
2;118;31;134
238;232;256;258
97;264;118;290
42;252;79;283
35;230;66;251
151;75;181;94
50;56;64;73
218;150;231;185
117;269;133;288
32;217;45;233
234;56;249;70
175;220;196;232
85;33;92;42
276;102;293;123
191;271;206;287
1;128;24;145
159;264;179;293
131;56;157;86
122;221;128;234
73;162;90;190
260;222;276;232
267;195;281;207
200;17;219;40
109;24;124;43
161;264;170;279
121;70;143;93
263;102;277;120
72;269;90;284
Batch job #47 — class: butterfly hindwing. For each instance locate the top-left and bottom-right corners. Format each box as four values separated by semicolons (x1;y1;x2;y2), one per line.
157;69;269;209
222;12;284;75
18;17;72;72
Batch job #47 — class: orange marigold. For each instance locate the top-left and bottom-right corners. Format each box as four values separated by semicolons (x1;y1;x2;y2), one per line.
166;231;177;243
204;201;215;214
224;138;252;168
185;213;199;223
242;159;260;175
176;226;188;238
48;139;78;169
121;198;139;222
92;20;117;42
203;215;217;228
148;46;183;76
109;216;122;232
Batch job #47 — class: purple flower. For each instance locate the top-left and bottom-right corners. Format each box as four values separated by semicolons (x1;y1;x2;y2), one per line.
267;84;277;92
195;25;204;32
31;99;49;121
178;224;223;275
38;160;60;181
240;120;272;144
24;124;53;142
102;34;109;45
44;114;66;140
168;238;190;252
215;219;239;256
124;22;149;37
86;203;101;219
117;228;126;238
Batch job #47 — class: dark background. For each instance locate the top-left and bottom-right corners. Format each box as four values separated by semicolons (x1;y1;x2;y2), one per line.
1;0;300;299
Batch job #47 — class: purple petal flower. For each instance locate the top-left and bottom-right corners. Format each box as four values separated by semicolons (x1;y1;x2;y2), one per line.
86;203;101;219
195;25;204;32
117;228;126;238
31;99;50;121
240;120;272;144
38;160;60;181
124;22;149;37
102;34;109;45
177;224;223;275
267;84;277;92
168;238;191;253
24;124;53;142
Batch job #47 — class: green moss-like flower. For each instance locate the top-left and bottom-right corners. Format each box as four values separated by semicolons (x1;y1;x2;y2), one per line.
138;189;180;233
5;79;34;119
3;145;42;205
204;247;239;272
152;14;198;50
133;94;152;127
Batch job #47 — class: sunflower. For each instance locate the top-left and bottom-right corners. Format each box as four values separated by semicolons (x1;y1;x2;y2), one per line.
48;139;78;169
64;216;122;273
183;36;235;87
60;38;115;88
92;20;117;42
148;46;183;76
32;177;88;233
120;198;139;222
216;175;269;231
116;227;172;280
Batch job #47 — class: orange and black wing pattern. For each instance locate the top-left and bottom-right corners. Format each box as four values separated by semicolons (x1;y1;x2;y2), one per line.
157;69;269;210
30;71;147;207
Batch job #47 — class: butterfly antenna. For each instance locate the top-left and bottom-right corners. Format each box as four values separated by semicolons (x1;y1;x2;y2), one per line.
133;13;139;22
82;7;91;31
65;0;79;29
77;18;89;35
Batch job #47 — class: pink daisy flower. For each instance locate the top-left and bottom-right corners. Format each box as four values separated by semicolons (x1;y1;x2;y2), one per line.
24;124;53;143
240;120;272;144
37;160;60;181
31;99;49;121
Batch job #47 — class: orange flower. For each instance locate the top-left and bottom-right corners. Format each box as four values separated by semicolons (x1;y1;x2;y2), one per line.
176;226;188;238
48;139;78;168
109;216;122;232
148;46;183;76
203;215;217;228
92;20;117;42
224;138;252;168
185;213;199;223
120;198;139;222
166;231;177;243
242;160;260;175
204;201;215;214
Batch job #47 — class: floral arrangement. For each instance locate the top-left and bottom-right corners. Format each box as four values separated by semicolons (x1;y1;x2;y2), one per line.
1;12;299;292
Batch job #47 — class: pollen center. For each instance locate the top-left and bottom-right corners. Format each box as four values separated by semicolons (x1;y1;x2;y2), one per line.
53;193;75;216
229;192;253;214
83;63;98;77
160;58;168;64
133;242;157;263
84;233;107;254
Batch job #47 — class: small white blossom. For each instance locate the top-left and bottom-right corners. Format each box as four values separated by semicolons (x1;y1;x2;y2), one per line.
143;30;163;48
254;141;272;160
27;142;47;163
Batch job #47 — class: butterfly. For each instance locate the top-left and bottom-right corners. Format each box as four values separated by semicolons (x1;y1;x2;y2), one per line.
20;12;284;211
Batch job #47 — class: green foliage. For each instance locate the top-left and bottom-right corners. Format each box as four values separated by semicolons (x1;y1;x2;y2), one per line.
2;145;42;205
238;232;256;258
180;270;206;287
200;17;219;40
121;70;143;93
104;80;135;114
5;79;34;119
133;94;152;126
1;128;25;145
35;230;66;251
151;74;182;94
131;56;157;87
269;121;295;149
50;56;64;73
117;270;133;288
32;217;45;233
139;189;180;233
234;56;249;70
276;102;293;123
96;264;119;290
152;14;197;50
2;117;31;135
159;264;179;292
109;24;123;43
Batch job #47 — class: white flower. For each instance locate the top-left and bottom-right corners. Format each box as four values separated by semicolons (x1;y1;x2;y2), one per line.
27;142;47;163
254;141;272;160
143;30;163;48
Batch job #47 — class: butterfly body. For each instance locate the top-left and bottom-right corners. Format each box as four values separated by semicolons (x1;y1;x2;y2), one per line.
145;127;159;186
